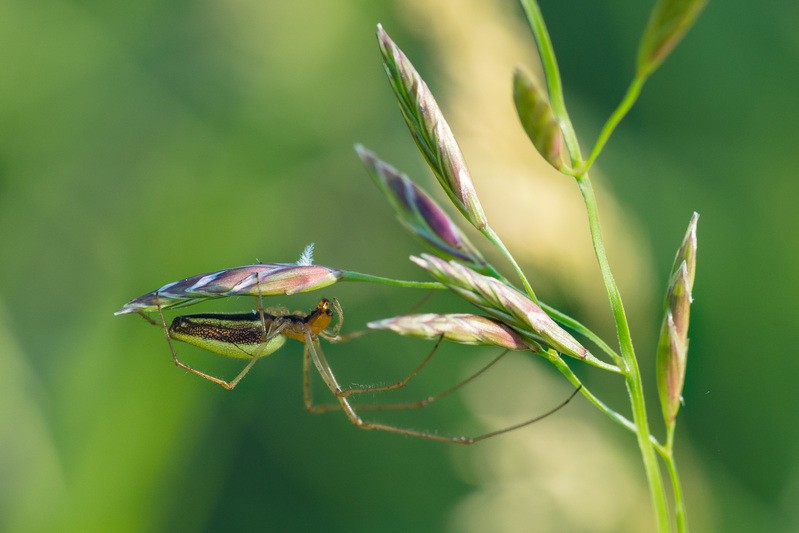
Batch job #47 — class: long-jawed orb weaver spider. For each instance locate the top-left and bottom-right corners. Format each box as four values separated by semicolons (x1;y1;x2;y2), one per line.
139;290;580;444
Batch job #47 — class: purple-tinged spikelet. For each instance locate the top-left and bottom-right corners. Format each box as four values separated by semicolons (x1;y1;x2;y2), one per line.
115;262;342;315
656;212;698;425
411;254;590;360
376;24;488;231
368;313;540;352
356;144;486;268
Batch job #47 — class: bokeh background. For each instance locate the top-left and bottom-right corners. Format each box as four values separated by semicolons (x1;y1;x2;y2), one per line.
1;0;795;531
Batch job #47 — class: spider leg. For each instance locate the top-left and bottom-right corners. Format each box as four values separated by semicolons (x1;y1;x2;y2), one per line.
302;329;582;443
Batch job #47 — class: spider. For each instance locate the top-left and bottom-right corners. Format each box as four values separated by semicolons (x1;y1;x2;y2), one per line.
137;288;579;444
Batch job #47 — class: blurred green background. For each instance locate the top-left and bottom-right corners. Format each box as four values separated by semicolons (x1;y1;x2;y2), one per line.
1;0;795;531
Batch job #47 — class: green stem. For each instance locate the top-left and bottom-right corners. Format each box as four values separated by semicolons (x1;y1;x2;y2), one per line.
519;0;580;158
541;352;679;462
665;425;688;532
549;347;673;450
579;76;647;174
539;351;636;432
481;226;538;303
522;5;670;522
341;271;446;290
544;348;672;451
577;175;671;531
664;453;687;532
540;302;622;365
499;5;680;528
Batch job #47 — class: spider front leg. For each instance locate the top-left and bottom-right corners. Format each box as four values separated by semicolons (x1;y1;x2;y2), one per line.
318;298;368;343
